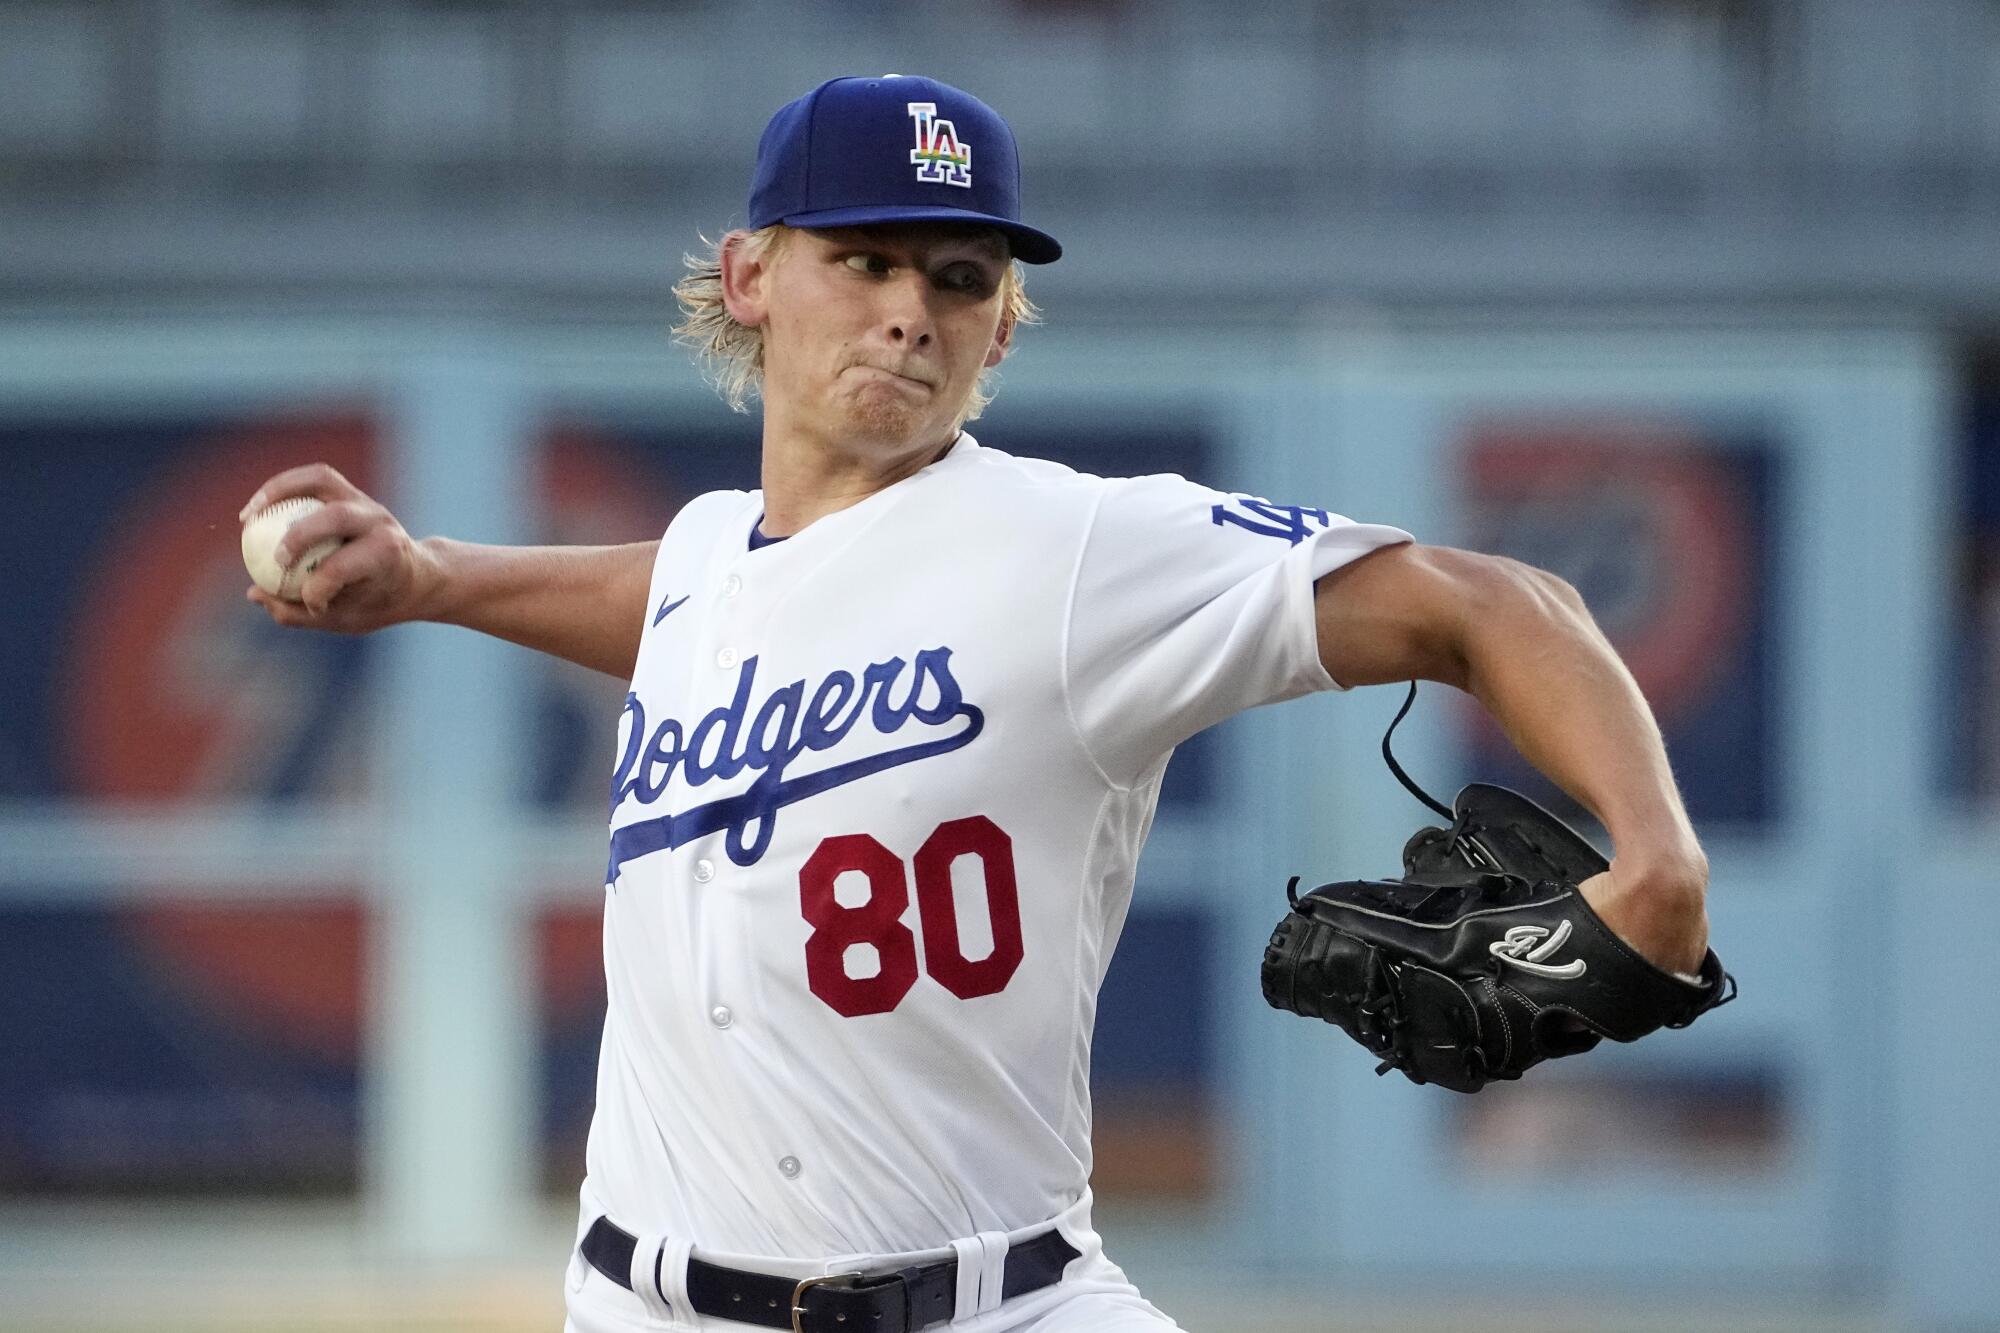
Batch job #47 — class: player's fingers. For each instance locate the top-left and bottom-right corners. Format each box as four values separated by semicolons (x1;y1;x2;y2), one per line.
238;462;368;520
247;584;325;629
295;528;405;617
268;497;389;569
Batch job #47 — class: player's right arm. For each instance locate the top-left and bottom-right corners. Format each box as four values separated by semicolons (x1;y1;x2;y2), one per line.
240;464;654;680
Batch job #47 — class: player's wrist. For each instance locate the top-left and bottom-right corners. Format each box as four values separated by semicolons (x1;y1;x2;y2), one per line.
1602;815;1707;899
1612;838;1709;909
1593;855;1710;975
405;534;456;625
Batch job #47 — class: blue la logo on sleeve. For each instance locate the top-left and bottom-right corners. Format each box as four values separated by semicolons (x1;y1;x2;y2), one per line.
1211;495;1333;545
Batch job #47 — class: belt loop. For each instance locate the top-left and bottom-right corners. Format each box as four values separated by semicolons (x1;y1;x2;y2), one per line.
948;1236;982;1322
972;1231;1010;1315
627;1230;678;1324
659;1236;698;1327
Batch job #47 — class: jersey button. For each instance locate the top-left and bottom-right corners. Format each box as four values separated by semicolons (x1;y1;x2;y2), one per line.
721;574;742;598
709;1006;733;1028
693;859;715;883
778;1155;801;1179
716;647;739;669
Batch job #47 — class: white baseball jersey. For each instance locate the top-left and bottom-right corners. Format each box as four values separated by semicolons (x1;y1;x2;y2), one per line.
581;433;1409;1262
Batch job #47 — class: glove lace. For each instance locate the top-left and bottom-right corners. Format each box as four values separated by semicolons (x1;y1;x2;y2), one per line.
1349;949;1409;1075
1383;681;1454;820
1349;949;1492;1087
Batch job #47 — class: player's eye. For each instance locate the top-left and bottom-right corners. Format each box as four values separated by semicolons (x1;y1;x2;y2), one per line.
937;263;994;296
843;253;891;275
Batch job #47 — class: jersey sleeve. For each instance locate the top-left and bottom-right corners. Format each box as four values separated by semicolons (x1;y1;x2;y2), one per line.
1064;474;1413;787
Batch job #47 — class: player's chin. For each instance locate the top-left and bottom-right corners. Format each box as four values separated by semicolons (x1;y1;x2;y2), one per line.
840;392;933;445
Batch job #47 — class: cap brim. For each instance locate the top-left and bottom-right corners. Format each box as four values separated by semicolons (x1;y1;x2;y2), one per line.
779;204;1062;264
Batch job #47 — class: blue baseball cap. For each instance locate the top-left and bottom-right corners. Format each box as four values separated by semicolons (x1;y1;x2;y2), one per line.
746;75;1062;265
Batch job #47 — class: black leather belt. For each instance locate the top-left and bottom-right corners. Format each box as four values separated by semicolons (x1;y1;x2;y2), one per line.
580;1215;1080;1332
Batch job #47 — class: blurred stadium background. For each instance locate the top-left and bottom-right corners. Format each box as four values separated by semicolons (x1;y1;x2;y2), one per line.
2;0;1997;1329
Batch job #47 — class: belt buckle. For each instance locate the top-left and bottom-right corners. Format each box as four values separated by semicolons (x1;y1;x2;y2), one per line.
790;1270;865;1333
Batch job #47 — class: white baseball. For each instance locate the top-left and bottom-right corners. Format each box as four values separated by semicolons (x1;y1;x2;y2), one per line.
241;497;343;602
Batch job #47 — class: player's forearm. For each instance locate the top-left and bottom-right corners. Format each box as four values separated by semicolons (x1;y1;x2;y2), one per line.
1455;560;1705;885
415;537;656;679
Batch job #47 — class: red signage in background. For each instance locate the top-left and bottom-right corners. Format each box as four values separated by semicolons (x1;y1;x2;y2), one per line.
61;415;377;1067
1460;422;1777;826
43;416;681;1154
65;415;378;805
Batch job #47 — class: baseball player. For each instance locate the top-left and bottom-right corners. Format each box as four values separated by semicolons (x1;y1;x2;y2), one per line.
243;76;1709;1332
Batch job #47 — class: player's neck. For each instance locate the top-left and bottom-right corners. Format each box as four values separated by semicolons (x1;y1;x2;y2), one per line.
756;419;957;538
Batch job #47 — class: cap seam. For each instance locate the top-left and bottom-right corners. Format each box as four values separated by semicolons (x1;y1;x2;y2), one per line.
799;80;828;214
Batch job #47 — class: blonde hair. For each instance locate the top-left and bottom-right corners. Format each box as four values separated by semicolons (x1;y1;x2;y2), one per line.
672;224;1040;423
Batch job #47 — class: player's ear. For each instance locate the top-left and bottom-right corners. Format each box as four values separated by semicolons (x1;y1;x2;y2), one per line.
720;230;773;329
984;306;1014;370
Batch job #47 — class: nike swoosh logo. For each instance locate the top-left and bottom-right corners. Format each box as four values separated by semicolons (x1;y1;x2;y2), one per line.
652;593;689;626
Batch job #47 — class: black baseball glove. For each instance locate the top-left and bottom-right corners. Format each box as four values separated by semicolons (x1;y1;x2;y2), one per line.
1261;687;1735;1093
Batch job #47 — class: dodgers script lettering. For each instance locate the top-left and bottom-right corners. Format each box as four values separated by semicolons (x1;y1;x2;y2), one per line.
606;647;983;877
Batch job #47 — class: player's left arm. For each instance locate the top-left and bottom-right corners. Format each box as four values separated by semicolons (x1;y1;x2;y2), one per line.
1312;542;1709;976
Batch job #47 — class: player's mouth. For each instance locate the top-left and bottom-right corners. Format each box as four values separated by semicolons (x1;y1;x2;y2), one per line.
847;364;935;393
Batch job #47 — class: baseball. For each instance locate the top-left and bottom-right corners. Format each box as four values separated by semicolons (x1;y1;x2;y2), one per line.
241;496;341;602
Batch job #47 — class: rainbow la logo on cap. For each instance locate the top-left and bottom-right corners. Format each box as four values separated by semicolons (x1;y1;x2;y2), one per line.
908;102;972;188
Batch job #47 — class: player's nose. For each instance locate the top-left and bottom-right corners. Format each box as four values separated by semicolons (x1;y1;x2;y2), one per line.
878;272;935;348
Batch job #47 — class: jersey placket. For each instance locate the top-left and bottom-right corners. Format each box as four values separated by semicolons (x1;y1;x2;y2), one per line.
702;558;750;1041
682;533;825;1208
710;521;904;1231
681;539;751;1032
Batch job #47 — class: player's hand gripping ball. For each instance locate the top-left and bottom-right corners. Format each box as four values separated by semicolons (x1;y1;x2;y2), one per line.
241;496;344;603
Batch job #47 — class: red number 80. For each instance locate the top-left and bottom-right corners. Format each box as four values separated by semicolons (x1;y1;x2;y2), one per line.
799;816;1024;1017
